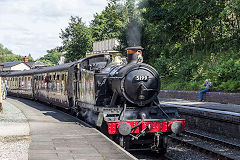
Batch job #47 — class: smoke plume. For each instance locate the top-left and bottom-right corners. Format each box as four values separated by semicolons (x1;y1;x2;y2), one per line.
127;20;141;47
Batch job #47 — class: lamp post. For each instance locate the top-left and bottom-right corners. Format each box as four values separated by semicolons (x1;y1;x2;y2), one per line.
0;62;4;112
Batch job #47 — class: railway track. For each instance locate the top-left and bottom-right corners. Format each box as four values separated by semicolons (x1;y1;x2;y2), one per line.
184;130;240;150
169;130;240;160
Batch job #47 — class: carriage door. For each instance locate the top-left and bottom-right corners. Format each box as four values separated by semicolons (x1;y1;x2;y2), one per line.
74;64;80;100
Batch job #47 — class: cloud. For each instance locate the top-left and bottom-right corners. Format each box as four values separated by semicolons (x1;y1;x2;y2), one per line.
0;0;107;59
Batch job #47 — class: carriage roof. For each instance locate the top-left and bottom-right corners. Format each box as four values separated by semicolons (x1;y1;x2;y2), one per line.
1;62;76;77
1;53;110;77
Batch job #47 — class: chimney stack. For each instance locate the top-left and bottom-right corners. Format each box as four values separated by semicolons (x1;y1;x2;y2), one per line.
24;56;28;63
126;46;143;63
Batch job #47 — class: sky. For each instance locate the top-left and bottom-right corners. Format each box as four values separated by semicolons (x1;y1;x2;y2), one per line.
0;0;108;59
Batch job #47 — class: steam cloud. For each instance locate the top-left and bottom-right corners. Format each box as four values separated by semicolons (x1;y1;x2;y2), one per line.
116;0;142;47
127;20;141;47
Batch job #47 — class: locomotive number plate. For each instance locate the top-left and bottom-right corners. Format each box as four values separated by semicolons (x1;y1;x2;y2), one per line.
134;76;149;81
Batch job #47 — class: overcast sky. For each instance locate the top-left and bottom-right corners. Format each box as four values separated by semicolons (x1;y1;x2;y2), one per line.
0;0;108;59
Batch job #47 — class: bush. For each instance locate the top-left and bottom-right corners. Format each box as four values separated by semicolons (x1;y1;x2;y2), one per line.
151;56;173;77
206;57;240;91
152;50;240;93
218;80;240;92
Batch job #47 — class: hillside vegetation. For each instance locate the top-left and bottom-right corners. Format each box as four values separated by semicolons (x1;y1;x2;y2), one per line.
54;0;240;92
0;44;33;62
141;0;240;92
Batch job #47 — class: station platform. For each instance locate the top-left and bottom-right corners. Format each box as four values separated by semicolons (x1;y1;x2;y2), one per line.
159;98;240;113
2;97;137;160
159;98;240;139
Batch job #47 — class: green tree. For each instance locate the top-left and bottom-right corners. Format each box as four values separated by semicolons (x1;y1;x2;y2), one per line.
90;0;143;51
60;16;93;62
27;53;34;61
38;49;62;66
90;1;127;42
47;0;240;92
0;43;33;62
139;0;240;91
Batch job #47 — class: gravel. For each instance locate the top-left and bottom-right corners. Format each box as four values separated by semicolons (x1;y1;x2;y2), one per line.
185;129;240;159
130;140;217;160
165;128;240;160
0;136;29;160
166;142;216;160
0;99;30;160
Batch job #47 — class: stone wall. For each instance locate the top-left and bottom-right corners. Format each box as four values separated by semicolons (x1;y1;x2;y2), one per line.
159;90;240;105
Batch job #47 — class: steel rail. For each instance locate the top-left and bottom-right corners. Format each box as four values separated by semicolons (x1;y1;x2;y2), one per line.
169;133;238;160
184;130;240;150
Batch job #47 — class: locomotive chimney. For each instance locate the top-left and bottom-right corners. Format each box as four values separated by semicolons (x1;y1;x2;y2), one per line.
24;56;29;63
126;46;143;64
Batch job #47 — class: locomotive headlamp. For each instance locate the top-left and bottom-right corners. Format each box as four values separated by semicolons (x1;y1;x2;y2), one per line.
171;121;183;134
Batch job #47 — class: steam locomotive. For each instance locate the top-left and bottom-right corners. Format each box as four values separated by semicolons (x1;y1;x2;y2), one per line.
1;46;185;153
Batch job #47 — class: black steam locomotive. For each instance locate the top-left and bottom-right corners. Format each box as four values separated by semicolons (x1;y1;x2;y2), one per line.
2;46;185;153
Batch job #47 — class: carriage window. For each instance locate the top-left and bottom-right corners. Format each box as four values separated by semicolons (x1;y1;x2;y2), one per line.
57;75;60;80
62;74;65;80
53;75;56;80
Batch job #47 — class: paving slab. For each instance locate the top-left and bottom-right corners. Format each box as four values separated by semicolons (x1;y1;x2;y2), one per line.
6;97;137;160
